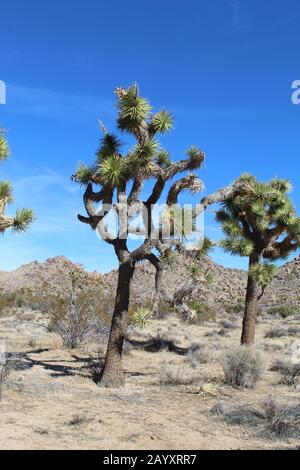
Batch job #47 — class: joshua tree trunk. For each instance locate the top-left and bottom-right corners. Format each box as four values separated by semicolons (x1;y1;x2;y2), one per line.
152;260;164;317
241;254;260;345
100;259;135;387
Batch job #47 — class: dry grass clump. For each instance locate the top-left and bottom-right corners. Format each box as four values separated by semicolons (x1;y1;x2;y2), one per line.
223;396;300;440
48;269;109;349
220;345;266;389
271;360;300;386
0;353;24;399
185;342;211;368
158;364;198;386
219;320;237;330
265;326;300;339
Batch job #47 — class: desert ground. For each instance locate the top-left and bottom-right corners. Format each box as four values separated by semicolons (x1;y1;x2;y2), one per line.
0;303;299;450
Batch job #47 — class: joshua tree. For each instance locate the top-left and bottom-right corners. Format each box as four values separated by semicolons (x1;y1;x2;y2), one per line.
73;84;246;387
0;129;34;233
216;173;300;345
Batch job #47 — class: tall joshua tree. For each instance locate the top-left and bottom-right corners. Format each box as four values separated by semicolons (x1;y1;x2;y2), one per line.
0;129;34;233
216;173;300;345
73;84;208;387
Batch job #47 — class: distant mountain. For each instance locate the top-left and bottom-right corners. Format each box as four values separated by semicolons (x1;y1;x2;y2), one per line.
1;253;299;309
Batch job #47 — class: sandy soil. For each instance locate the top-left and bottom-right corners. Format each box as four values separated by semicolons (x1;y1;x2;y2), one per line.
0;308;299;450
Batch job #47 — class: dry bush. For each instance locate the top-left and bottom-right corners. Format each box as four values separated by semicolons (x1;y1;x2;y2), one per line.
267;305;300;318
220;345;265;389
187;301;217;323
265;327;286;338
271;360;300;386
158;364;198;386
265;326;300;339
219;320;237;330
0;353;24;399
47;269;110;349
223;396;300;440
185;342;211;368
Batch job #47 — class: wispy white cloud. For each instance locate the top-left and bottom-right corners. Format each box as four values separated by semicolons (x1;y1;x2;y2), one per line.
6;83;114;121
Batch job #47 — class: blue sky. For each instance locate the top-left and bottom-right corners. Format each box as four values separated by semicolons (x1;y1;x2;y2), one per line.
0;0;299;272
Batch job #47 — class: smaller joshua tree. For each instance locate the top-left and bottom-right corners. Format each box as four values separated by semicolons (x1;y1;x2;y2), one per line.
216;173;300;345
0;129;34;233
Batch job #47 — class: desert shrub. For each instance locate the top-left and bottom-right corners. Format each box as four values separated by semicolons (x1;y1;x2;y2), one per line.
219;320;237;330
48;269;109;349
158;364;198;386
267;305;300;318
0;353;24;399
265;327;286;338
223;301;244;314
271;360;300;386
220;345;265;389
187;301;217;322
224;396;300;440
185;342;211;368
131;306;153;329
265;326;300;339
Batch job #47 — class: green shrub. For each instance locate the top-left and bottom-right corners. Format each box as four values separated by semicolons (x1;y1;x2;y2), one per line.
131;306;153;329
267;305;300;318
187;301;217;322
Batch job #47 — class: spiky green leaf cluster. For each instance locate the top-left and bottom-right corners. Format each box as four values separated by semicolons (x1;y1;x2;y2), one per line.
97;132;122;161
196;236;214;259
0;180;13;203
216;174;300;261
12;208;34;233
100;155;127;188
72;162;96;185
155;150;171;168
117;84;151;133
186;146;205;170
150;110;174;134
0;134;9;160
249;263;277;288
131;306;153;329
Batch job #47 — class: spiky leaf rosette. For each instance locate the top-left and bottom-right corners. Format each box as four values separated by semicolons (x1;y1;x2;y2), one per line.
72;162;96;185
0;180;13;204
216;174;300;262
97;132;122;161
186;146;205;170
149;110;174;135
155;150;171;168
12;208;35;233
249;263;277;288
100;155;127;188
0;135;9;161
116;84;151;133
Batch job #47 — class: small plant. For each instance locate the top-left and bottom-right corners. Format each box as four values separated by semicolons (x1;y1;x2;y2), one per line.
223;302;244;314
131;306;153;329
158;364;198;386
187;301;217;322
265;327;286;339
220;345;265;389
223;396;300;440
219;320;237;330
271;360;300;386
267;305;300;318
265;326;300;339
0;353;24;399
48;269;108;349
185;342;211;368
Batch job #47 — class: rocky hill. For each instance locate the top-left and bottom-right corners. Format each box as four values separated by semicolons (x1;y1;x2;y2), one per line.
1;253;300;309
